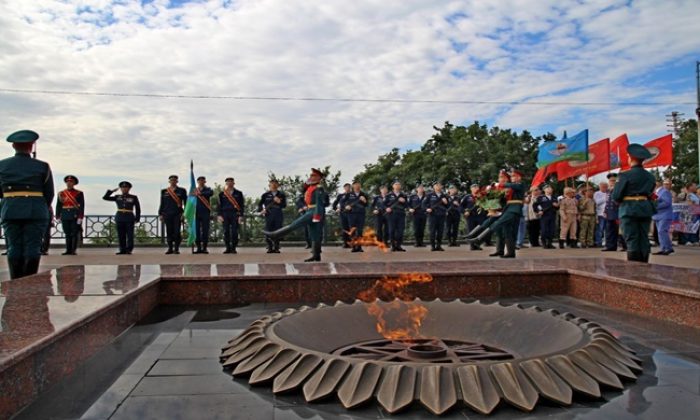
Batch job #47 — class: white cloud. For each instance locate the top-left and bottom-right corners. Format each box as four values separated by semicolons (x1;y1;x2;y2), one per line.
0;0;698;213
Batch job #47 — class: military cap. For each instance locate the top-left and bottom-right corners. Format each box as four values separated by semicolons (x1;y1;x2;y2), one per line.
432;181;443;186
197;176;206;181
64;175;79;184
6;130;39;143
225;177;234;182
392;179;401;185
119;181;132;188
499;170;511;180
168;175;179;181
542;184;552;189
510;169;524;177
269;178;279;184
606;173;618;179
627;143;652;160
310;168;324;178
448;183;457;189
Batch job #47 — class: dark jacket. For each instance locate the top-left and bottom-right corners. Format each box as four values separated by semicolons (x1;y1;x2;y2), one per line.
103;190;141;222
0;152;54;221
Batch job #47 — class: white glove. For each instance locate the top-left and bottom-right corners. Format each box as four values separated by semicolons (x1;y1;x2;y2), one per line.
77;218;83;226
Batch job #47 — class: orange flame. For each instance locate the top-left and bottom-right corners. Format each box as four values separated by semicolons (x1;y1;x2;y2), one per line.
347;227;389;252
357;273;434;340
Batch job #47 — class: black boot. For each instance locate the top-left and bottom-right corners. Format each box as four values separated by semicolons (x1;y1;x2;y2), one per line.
569;240;579;249
223;243;232;254
8;258;25;279
165;242;174;254
466;228;491;247
202;243;209;254
430;242;437;251
273;240;281;253
490;237;505;257
464;225;483;239
304;242;321;262
24;258;41;276
194;242;202;254
558;239;565;249
62;236;72;255
502;236;516;258
174;242;181;254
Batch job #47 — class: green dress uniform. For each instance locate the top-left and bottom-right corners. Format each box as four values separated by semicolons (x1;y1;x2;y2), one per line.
0;130;54;279
611;144;656;263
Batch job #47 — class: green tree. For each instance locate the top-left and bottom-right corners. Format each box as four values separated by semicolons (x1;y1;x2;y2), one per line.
664;118;699;188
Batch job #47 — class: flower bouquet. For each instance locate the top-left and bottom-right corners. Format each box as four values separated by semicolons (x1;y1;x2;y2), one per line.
476;185;506;216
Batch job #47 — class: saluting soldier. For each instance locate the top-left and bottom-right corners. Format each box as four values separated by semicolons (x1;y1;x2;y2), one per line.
103;181;141;255
218;177;245;254
445;184;462;247
158;175;187;255
0;130;54;279
371;185;389;245
408;183;428;247
384;180;408;252
56;175;84;255
611;144;657;263
424;181;449;251
346;180;369;252
258;179;287;254
193;176;213;254
332;183;352;247
461;184;486;250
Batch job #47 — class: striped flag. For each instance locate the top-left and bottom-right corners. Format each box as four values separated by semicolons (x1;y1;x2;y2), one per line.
183;160;197;247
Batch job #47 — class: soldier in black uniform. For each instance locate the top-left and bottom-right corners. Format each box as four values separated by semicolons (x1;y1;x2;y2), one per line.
103;181;141;255
408;184;428;247
0;130;54;279
445;184;462;247
345;180;369;252
218;177;245;254
332;183;352;247
258;179;287;254
460;184;486;250
533;184;558;249
384;180;408;252
371;185;389;245
56;175;85;255
424;182;449;251
158;175;187;254
193;176;213;254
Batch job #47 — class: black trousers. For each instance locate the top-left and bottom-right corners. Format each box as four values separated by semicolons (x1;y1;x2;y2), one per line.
62;219;80;253
429;214;445;246
41;223;51;253
445;214;460;242
340;213;350;244
412;214;426;245
348;212;366;245
222;212;240;249
540;214;556;240
527;219;541;246
374;213;388;243
117;220;135;252
387;212;406;247
265;213;283;250
604;219;619;250
195;214;210;244
164;213;182;248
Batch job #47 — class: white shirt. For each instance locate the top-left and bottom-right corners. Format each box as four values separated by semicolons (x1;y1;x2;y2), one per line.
593;190;607;217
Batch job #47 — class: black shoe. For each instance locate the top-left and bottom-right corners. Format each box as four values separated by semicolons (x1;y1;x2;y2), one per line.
415;243;426;248
62;251;71;255
165;249;173;255
431;246;437;252
501;254;516;258
558;240;565;249
396;247;406;252
436;246;445;251
266;249;275;254
601;248;616;252
174;250;180;255
489;252;503;257
470;245;482;251
304;256;320;262
223;249;232;254
116;251;126;255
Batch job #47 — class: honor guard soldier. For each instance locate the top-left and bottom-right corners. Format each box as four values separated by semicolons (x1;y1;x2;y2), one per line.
371;186;389;245
0;130;54;279
461;184;486;250
424;181;449;251
346;180;369;252
612;144;657;263
295;194;312;249
103;181;141;255
56;175;85;255
534;184;558;249
408;184;428;247
193;176;213;254
218;177;245;254
258;179;287;253
445;184;462;247
158;175;187;254
333;183;352;247
384;180;408;251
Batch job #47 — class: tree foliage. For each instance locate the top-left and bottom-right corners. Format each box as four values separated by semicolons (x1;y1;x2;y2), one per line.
664;118;698;188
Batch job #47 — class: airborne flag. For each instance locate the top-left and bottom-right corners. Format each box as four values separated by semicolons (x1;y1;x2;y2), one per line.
554;138;610;180
642;134;673;168
536;129;589;168
183;160;198;247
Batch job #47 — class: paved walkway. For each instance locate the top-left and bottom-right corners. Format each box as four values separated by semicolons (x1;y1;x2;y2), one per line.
8;243;699;270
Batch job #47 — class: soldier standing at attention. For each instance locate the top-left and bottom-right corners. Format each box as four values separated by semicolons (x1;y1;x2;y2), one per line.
159;175;187;254
218;177;245;254
408;183;428;247
384;180;408;252
332;183;352;247
193;176;213;254
56;175;84;255
259;179;287;254
371;185;389;245
602;173;626;252
577;187;596;248
612;144;657;263
0;130;54;279
445;184;462;247
103;181;141;255
346;180;369;252
424;181;448;251
534;184;558;249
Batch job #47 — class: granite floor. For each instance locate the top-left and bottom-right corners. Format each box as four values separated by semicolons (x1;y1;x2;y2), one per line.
13;296;700;420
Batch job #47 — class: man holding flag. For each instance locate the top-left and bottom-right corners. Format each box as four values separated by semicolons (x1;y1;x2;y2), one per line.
159;174;187;255
192;175;213;254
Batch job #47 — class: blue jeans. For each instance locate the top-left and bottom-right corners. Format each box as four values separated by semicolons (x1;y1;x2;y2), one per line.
595;216;606;246
516;218;526;247
655;219;673;252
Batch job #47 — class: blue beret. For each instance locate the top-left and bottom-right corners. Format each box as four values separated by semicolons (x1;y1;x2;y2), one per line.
7;130;39;143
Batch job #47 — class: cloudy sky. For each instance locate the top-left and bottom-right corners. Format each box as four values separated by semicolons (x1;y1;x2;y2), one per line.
1;0;698;213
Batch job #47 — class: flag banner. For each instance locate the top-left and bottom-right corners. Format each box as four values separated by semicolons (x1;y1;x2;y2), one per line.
671;203;700;233
183;160;197;247
643;134;673;168
536;129;588;168
609;134;630;170
531;166;550;188
554;138;610;180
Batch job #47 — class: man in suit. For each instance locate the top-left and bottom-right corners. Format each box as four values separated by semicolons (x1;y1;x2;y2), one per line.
0;130;54;278
652;178;674;255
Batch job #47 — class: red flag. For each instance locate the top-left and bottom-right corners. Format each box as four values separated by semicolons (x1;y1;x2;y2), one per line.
610;134;630;171
554;138;610;180
642;134;673;168
531;167;549;188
